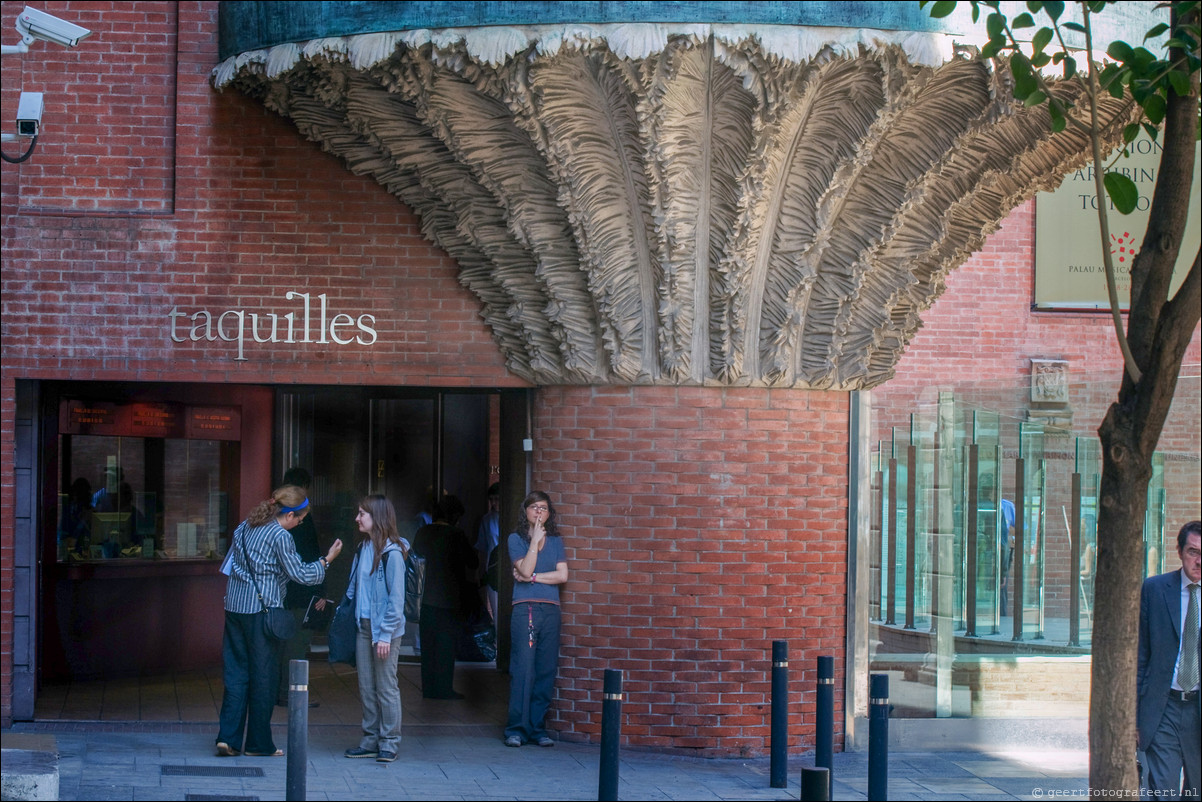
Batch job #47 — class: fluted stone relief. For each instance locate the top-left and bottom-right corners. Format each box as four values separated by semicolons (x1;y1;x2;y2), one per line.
213;26;1132;388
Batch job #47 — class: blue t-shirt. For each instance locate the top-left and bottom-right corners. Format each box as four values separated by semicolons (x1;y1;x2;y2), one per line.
508;531;566;605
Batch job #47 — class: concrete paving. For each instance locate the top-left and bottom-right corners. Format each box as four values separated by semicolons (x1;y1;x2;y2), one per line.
4;658;1091;801
2;721;1089;801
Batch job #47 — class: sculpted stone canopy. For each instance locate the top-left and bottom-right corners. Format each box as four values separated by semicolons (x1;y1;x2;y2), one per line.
213;13;1132;389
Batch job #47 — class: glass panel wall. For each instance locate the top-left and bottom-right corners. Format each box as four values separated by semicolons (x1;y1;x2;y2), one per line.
866;370;1200;718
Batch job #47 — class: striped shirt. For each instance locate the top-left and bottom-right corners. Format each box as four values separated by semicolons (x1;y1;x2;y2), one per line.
224;518;326;614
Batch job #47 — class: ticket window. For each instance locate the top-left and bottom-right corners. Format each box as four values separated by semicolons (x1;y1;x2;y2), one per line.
57;401;241;564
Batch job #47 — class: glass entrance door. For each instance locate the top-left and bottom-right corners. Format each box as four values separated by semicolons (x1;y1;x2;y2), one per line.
278;388;493;565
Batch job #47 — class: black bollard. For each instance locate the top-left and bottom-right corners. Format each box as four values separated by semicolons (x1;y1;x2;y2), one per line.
286;659;308;802
815;655;834;786
770;641;788;788
598;669;623;802
868;673;890;801
801;766;831;802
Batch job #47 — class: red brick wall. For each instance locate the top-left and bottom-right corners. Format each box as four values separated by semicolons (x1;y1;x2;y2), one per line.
533;386;850;755
0;0;524;727
1;1;522;390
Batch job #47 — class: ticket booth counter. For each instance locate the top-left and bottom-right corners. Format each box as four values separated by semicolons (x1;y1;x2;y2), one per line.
41;383;273;680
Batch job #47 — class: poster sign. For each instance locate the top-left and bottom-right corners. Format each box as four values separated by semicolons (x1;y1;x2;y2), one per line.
1034;136;1199;310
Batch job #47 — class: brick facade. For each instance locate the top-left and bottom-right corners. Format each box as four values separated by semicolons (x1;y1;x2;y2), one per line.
532;386;849;754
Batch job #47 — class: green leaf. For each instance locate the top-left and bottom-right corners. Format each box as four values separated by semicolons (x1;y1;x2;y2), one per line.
1025;89;1048;106
1141;122;1160;141
1141;93;1167;125
986;12;1006;39
1042;0;1064;21
1129;47;1157;71
1049;105;1068;133
1144;23;1170;41
1011;54;1039;99
1062;55;1077;79
1107;41;1135;63
928;0;959;18
1063;21;1086;33
1167;69;1191;97
1013;12;1036;28
1122;123;1140;143
1104;172;1139;215
1032;26;1054;52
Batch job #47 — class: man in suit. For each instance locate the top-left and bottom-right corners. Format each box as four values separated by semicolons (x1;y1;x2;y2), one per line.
1138;519;1201;800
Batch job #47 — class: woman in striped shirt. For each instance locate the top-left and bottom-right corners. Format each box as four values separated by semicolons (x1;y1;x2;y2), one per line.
216;484;342;757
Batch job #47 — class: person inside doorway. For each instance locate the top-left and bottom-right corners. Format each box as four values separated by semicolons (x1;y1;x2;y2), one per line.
413;495;477;699
475;482;501;623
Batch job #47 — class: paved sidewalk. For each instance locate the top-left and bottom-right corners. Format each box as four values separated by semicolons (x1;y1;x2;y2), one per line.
3;721;1089;801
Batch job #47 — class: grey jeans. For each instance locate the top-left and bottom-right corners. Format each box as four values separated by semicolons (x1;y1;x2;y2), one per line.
355;619;402;753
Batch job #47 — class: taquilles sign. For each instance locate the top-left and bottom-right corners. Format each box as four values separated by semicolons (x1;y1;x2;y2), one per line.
1034;135;1200;310
169;292;377;361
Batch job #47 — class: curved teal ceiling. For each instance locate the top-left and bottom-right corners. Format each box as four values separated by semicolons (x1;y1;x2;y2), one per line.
218;1;1163;61
218;1;963;59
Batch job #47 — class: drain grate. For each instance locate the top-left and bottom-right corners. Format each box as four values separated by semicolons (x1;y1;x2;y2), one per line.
185;795;258;801
162;765;265;777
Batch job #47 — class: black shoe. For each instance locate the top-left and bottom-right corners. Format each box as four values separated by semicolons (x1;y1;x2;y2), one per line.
376;750;397;763
345;747;378;758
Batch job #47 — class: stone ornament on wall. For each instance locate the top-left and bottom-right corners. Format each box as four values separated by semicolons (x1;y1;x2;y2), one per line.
1031;359;1070;404
213;23;1132;389
1029;358;1073;432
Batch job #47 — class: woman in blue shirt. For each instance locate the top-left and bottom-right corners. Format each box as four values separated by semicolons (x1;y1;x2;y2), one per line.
504;491;569;747
343;494;408;764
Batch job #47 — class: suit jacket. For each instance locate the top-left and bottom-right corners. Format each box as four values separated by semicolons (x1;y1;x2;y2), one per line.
1137;568;1200;751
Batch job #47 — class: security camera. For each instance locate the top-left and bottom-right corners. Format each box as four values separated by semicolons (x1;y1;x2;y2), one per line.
16;92;43;137
16;6;91;48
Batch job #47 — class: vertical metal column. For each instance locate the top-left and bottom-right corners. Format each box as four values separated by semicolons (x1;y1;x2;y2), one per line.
886;457;898;625
286;659;309;802
598;669;623;802
930;430;940;635
770;641;789;788
1012;457;1025;641
904;444;916;630
966;444;979;637
1069;472;1082;647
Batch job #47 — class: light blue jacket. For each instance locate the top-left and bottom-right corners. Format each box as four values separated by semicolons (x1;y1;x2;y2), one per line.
346;539;407;644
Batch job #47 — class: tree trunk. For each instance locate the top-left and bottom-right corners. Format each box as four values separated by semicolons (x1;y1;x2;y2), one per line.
1089;7;1200;791
1090;408;1153;793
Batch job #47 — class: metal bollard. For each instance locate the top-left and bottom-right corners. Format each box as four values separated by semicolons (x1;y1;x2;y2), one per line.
801;766;831;802
868;673;890;801
815;655;834;786
770;641;788;788
286;659;309;802
598;669;623;802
